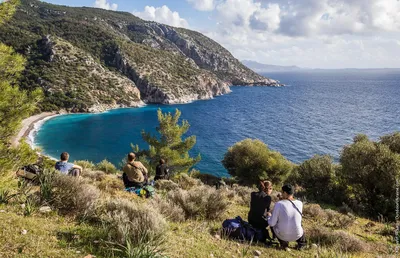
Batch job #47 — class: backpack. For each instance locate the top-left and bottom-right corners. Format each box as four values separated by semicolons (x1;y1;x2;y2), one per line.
143;185;155;198
222;216;264;242
16;164;42;180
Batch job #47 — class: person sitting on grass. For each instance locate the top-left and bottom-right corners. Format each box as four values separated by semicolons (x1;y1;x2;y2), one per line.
267;184;306;250
122;152;148;188
154;158;169;181
248;180;273;243
54;152;82;177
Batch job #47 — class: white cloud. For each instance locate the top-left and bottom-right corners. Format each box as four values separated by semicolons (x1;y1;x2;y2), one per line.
133;5;189;28
187;0;215;11
93;0;117;11
201;0;400;68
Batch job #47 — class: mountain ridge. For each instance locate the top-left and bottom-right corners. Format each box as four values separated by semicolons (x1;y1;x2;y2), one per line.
0;0;281;112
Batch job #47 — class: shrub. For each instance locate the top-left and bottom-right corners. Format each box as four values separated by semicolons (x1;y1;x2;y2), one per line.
96;159;118;174
97;176;125;194
99;198;166;245
172;173;202;190
154;180;179;191
294;155;339;204
324;209;355;229
222;139;293;185
308;227;367;252
303;204;327;221
339;134;400;220
74;160;95;171
81;170;106;182
380;131;400;154
149;195;185;222
50;174;100;216
167;185;228;220
232;185;255;206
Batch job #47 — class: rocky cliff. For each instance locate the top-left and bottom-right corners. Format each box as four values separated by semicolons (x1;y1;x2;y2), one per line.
0;0;280;112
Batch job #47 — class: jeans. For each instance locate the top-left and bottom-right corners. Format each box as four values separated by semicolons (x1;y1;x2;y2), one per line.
68;168;81;177
271;227;306;248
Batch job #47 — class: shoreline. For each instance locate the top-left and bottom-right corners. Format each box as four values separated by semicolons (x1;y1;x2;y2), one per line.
11;112;61;148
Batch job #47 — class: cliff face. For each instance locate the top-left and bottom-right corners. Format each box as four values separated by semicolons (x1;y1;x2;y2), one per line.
0;0;280;112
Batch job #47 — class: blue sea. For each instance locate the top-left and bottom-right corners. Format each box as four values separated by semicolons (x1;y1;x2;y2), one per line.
35;70;400;177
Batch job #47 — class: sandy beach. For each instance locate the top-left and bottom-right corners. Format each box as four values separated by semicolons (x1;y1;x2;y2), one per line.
11;112;59;148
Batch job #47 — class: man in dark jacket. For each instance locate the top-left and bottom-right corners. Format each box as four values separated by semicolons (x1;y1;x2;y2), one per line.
154;159;169;181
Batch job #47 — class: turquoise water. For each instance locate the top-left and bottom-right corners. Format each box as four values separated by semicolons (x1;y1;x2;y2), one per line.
35;70;400;177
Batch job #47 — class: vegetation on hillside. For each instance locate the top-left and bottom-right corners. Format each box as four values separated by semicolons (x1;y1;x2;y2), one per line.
0;104;398;257
0;0;42;174
132;109;201;176
0;0;272;112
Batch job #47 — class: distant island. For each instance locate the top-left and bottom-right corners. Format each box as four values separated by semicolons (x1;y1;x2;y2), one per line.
242;60;302;73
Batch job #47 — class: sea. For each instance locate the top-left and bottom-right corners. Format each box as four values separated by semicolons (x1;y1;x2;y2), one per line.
34;70;400;177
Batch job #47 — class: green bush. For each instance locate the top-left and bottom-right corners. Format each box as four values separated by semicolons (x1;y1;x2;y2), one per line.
95;159;118;174
380;131;400;154
222;139;293;185
339;134;400;220
294;155;340;204
74;160;95;171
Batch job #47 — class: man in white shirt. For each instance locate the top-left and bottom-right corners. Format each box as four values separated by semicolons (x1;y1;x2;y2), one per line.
267;184;306;250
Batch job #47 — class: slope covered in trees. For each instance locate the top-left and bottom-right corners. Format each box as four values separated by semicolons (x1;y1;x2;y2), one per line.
0;0;280;112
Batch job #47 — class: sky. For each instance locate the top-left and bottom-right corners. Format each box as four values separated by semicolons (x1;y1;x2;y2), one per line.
40;0;400;69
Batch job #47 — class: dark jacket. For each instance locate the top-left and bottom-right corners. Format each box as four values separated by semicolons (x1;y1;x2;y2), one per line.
155;164;169;180
248;191;271;228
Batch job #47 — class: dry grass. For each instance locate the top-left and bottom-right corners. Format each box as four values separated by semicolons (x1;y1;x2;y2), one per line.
51;174;100;217
154;179;179;191
167;185;228;220
149;195;185;222
303;204;356;229
172;174;202;190
96;175;125;195
98;198;166;245
81;170;106;182
308;226;368;253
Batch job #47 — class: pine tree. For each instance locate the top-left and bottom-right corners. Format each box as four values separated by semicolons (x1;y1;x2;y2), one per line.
132;109;200;176
0;0;42;174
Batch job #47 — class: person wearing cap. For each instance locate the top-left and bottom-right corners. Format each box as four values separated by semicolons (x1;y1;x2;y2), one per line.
267;184;306;250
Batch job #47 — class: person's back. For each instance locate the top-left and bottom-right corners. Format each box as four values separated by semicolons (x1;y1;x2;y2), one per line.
155;160;168;180
248;191;271;226
55;152;82;177
55;161;74;174
269;200;303;242
123;161;145;183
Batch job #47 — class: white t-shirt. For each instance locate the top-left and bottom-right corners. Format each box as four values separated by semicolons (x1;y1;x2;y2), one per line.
267;199;303;242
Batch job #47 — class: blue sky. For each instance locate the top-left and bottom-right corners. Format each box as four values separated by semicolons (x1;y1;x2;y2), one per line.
41;0;400;69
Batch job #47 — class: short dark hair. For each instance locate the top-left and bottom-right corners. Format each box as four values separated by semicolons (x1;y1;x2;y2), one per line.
128;152;136;162
282;184;294;195
159;159;165;164
60;152;69;161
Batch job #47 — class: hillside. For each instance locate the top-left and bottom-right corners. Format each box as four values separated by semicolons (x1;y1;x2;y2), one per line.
0;0;280;112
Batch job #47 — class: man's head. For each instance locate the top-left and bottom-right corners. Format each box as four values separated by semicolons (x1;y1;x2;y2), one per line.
281;184;294;199
127;152;136;162
60;152;69;161
159;159;165;165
